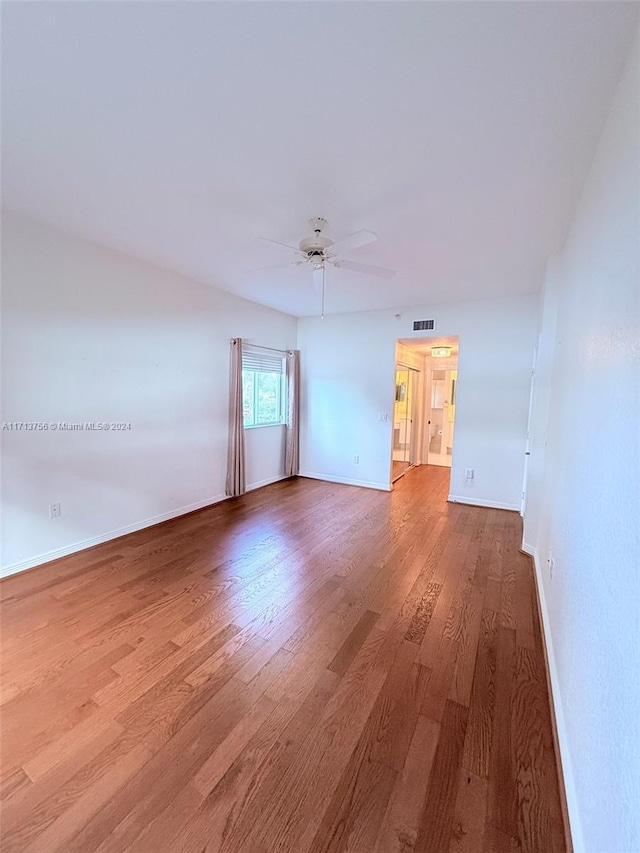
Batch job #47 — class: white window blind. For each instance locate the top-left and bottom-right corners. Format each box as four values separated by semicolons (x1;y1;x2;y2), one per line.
241;347;286;428
242;349;285;373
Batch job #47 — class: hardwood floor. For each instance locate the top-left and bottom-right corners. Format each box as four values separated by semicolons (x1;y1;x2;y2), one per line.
0;467;566;852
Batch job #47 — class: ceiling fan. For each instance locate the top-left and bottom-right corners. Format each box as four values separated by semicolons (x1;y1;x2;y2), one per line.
256;217;395;316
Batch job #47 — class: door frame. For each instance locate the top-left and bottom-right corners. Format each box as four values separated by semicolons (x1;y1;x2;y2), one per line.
391;362;421;481
520;338;540;515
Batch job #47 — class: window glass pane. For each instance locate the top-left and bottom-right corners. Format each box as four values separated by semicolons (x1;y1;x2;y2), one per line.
256;371;280;424
242;369;255;426
242;367;284;428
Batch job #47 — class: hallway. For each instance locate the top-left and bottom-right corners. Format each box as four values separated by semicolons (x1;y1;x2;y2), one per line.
0;467;566;852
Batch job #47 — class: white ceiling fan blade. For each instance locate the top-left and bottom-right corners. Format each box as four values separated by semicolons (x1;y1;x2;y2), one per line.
248;262;296;273
259;236;303;253
328;229;377;256
335;259;395;278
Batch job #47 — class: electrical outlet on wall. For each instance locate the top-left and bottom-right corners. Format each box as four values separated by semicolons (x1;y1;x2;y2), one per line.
49;502;61;519
549;555;555;579
465;468;474;480
353;455;360;464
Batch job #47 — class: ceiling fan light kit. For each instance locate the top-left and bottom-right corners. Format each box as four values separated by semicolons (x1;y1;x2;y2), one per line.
258;217;396;316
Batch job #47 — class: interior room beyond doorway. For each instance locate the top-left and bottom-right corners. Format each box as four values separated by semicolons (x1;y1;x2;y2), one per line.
392;336;459;483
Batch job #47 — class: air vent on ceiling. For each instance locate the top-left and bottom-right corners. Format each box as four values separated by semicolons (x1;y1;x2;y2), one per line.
413;318;435;331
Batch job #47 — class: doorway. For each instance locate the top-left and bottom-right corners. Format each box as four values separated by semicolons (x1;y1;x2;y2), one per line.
391;337;459;485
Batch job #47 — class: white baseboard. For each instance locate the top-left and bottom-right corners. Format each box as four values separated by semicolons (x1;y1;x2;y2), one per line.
0;474;296;580
0;493;230;579
447;494;520;512
299;472;392;492
246;474;287;492
528;546;583;853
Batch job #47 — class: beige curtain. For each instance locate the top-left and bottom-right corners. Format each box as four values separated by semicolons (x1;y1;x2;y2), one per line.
285;349;300;477
225;338;246;497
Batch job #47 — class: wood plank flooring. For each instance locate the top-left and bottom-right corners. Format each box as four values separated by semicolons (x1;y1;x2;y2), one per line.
0;467;566;852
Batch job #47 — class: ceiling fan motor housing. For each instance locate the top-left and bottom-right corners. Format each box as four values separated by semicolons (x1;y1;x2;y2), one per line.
299;221;333;267
299;234;333;253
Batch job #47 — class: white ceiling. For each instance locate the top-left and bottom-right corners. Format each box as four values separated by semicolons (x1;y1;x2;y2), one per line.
2;2;637;317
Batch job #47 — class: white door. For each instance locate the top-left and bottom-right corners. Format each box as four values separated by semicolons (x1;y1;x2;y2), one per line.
427;368;457;468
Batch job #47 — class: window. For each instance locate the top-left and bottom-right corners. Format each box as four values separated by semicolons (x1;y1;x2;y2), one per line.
242;348;286;428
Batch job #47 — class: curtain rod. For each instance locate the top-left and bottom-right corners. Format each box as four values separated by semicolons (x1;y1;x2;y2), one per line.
240;342;294;355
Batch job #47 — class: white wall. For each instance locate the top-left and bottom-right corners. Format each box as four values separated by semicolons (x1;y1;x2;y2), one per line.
523;33;639;853
1;211;297;575
298;293;538;507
